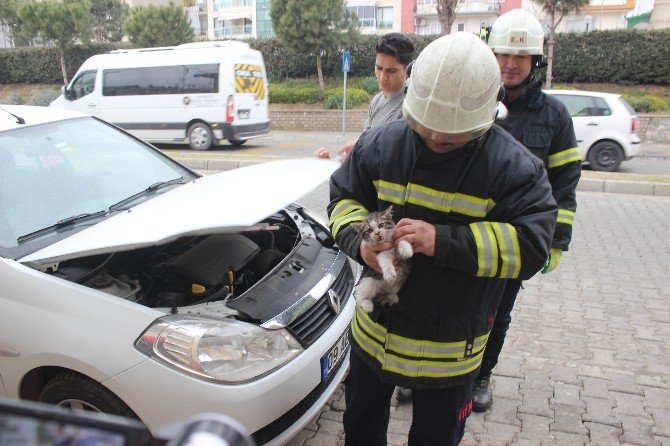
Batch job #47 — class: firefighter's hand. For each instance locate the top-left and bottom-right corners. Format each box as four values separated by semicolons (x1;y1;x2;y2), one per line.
541;248;563;274
393;219;436;257
336;139;357;160
360;239;393;274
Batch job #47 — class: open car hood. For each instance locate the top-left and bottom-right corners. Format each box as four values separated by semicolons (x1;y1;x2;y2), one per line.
20;159;340;265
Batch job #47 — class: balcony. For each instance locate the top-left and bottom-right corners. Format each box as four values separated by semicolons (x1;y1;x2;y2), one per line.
213;0;251;10
214;25;252;38
415;0;499;16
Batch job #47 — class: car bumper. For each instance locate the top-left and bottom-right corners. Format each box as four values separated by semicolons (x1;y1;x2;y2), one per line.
626;134;642;160
213;121;270;142
104;297;354;445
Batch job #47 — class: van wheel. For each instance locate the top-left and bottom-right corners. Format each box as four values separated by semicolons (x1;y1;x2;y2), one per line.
187;122;213;151
229;139;246;147
587;141;624;172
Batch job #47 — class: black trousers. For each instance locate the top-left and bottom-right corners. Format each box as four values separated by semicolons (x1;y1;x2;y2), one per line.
343;350;473;446
477;279;523;379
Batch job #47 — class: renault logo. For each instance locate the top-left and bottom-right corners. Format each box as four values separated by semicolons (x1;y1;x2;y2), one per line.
327;290;342;315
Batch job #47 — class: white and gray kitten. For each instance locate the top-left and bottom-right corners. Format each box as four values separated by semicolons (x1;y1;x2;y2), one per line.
350;206;413;313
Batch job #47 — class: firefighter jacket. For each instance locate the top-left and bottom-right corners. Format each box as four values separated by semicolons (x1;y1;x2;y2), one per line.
328;121;557;389
499;80;581;251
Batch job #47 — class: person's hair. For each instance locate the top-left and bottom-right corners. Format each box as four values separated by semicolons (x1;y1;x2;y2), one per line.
376;33;414;67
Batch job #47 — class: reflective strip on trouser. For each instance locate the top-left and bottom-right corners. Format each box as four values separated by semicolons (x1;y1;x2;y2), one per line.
374;180;495;218
351;306;489;379
329;199;369;237
469;221;521;278
548;147;581;169
557;209;575;225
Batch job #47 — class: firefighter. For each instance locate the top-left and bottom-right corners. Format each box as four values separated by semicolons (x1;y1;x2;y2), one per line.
472;9;582;413
328;32;557;445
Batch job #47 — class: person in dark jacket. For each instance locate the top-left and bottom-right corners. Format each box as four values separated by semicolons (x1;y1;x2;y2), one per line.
328;32;557;446
471;9;582;413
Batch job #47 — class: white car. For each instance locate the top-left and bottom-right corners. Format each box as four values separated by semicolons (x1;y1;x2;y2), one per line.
544;90;641;172
0;105;355;445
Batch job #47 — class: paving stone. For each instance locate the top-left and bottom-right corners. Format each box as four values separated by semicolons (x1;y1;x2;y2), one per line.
517;413;553;441
518;389;553;418
486;396;521;426
648;407;670;437
643;387;670;410
582;396;621;427
303;432;343;446
585;422;623;446
551;403;589;436
656;436;670;446
610;373;644;396
638;375;670;390
619;415;657;445
552;382;586;408
553;431;590;445
491;376;523;401
386;432;408;446
319;410;343;423
285;429;315;446
554;366;581;385
582;376;612;399
476;421;520;445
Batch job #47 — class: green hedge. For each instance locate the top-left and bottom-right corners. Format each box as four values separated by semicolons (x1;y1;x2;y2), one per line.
2;30;669;85
324;87;369;109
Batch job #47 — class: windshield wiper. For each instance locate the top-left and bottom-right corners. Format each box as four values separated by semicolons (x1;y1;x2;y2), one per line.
17;210;109;244
109;176;187;211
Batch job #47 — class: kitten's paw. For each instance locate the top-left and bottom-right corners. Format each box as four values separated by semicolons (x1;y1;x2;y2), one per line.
383;268;397;282
397;240;413;259
359;299;374;313
388;294;399;304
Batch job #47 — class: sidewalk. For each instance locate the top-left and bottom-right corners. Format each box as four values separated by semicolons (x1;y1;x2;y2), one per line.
286;191;670;446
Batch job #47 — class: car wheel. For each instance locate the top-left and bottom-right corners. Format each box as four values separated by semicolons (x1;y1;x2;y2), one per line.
587;141;624;172
187;122;214;151
229;139;247;147
39;371;137;419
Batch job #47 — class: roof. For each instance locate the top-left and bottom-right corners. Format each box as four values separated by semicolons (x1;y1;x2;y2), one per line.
544;89;621;99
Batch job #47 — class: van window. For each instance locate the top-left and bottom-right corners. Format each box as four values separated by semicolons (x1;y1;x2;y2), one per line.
70;71;97;100
102;64;219;96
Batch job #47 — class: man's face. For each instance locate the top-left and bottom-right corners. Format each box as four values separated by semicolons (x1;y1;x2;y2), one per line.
375;53;407;98
422;136;468;154
495;53;533;89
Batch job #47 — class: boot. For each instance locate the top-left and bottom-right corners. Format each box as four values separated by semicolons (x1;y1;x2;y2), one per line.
472;376;492;412
396;387;412;403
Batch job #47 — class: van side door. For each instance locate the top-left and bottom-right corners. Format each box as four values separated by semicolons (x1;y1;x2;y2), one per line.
67;70;99;115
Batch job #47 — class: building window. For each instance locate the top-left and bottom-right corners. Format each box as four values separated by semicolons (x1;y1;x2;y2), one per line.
377;6;393;29
213;0;251;11
417;0;436;4
346;5;376;27
457;22;465;31
416;22;441;35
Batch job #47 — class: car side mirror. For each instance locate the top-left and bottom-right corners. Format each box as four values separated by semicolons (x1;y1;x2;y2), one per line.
63;86;75;101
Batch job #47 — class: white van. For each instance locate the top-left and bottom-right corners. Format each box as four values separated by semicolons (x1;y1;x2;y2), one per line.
50;41;270;150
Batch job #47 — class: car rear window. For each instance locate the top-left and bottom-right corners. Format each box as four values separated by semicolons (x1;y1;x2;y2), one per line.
618;97;637;115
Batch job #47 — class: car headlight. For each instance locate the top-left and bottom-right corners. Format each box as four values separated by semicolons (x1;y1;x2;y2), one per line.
135;315;303;383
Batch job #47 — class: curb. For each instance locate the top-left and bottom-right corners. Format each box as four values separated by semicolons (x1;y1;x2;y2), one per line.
171;155;670;198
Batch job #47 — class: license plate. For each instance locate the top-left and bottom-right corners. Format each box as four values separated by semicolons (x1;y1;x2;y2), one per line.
320;328;350;381
238;109;250;119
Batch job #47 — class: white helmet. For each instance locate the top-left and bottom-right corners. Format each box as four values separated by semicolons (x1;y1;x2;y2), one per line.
488;9;545;55
402;32;502;142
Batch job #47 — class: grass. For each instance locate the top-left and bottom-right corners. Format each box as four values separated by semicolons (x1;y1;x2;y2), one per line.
0;83;62;105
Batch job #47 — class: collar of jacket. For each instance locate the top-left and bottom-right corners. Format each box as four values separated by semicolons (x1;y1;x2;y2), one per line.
504;79;545;112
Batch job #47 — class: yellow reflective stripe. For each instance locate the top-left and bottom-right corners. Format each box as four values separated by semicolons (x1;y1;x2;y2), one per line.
548;147;581;169
557;209;575;225
373;180;494;218
354;306;386;343
383;351;484;378
491;223;521;278
351;314;385;364
329;199;369;237
470;222;499;277
374;180;407;205
387;332;488;359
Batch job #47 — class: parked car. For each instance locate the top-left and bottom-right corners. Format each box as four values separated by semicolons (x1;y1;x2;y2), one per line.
0;105;355;445
544;89;641;172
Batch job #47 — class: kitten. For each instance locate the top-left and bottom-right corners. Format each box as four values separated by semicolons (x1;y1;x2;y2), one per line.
350;206;413;313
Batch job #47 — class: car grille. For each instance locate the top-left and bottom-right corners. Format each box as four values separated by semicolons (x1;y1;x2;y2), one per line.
287;261;354;348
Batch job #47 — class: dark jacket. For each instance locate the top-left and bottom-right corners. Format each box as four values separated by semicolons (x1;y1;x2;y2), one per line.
328;120;557;389
499;80;581;250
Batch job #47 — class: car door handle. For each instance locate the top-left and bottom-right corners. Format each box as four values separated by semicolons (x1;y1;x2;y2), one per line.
587;122;598;126
88;103;97;107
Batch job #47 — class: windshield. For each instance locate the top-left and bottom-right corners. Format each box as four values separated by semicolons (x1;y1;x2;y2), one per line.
0;117;196;251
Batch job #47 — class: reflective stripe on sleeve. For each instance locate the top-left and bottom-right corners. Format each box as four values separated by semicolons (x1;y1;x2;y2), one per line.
329;199;368;237
470;221;521;278
548;147;581;169
557;209;575;225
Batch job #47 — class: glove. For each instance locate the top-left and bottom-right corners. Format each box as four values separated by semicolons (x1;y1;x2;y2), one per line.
541;248;563;274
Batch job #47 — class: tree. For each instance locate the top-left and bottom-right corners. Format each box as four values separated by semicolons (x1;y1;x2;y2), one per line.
535;0;588;88
0;0;21;47
19;0;93;84
90;0;129;43
124;2;194;48
436;0;464;35
271;0;360;92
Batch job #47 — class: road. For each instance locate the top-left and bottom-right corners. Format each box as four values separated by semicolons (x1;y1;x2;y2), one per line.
156;131;670;177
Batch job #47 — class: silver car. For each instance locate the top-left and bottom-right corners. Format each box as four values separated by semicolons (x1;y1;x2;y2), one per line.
545;90;641;172
0;105;354;445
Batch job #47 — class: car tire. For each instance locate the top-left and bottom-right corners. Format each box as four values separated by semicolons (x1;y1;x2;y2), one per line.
229;139;247;147
587;141;624;172
187;122;214;151
39;371;137;419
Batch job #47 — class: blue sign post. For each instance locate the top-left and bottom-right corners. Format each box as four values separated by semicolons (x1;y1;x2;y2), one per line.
342;50;350;135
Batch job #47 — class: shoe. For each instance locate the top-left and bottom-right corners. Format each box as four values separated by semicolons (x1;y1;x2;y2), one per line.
472;376;492;412
396;387;412;403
